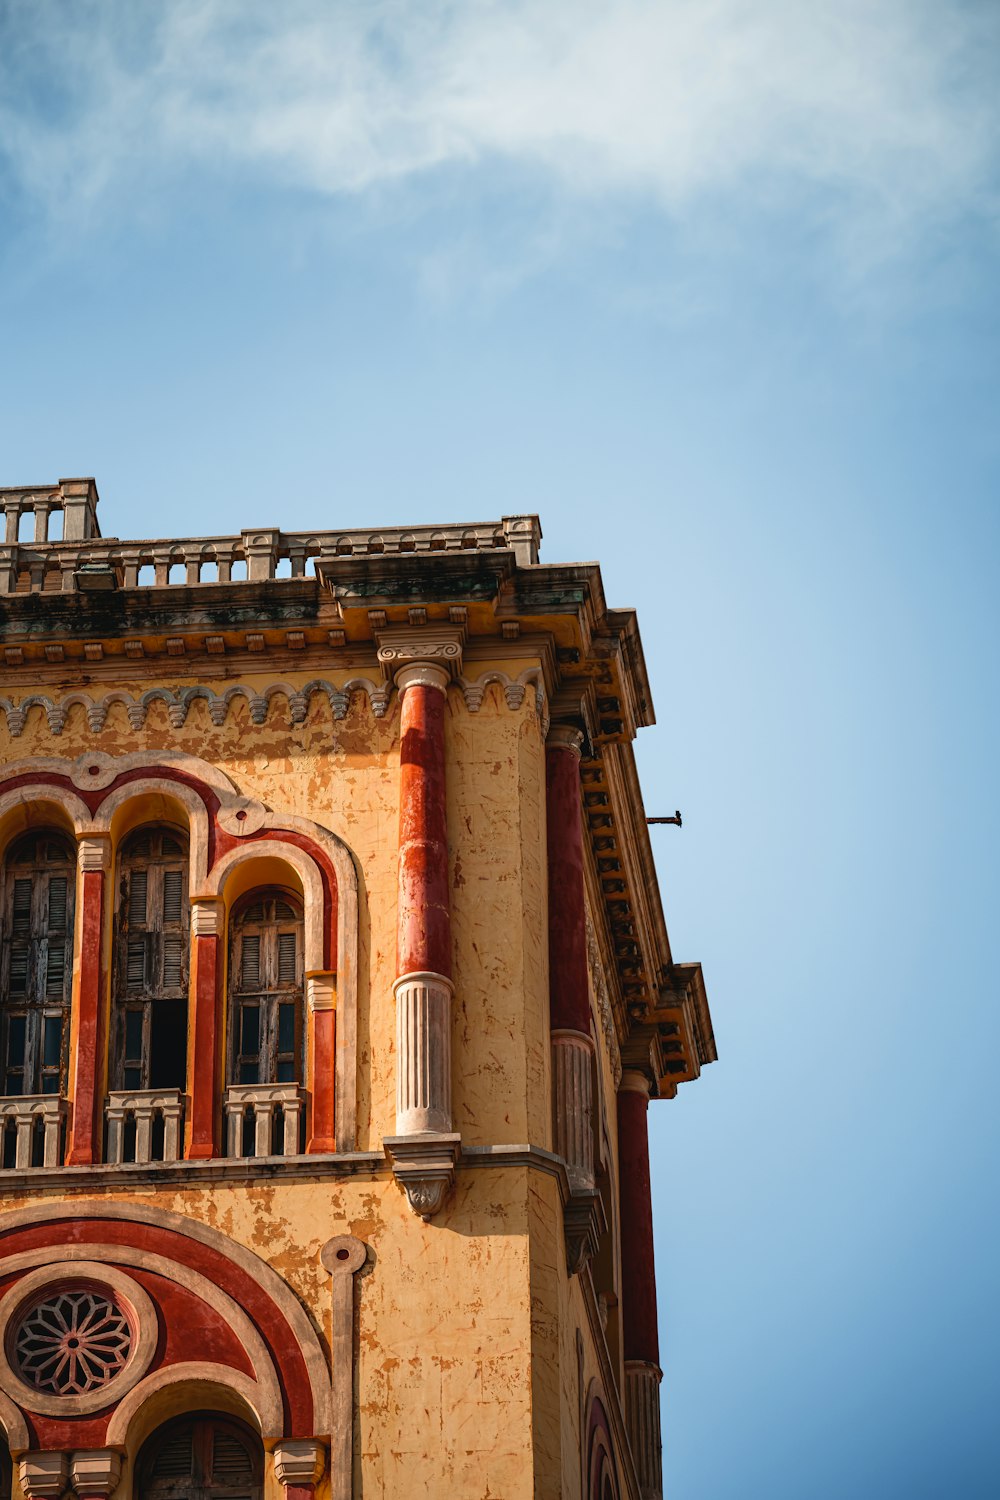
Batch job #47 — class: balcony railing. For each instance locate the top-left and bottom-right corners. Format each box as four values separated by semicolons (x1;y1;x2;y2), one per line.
106;1089;185;1165
0;1096;66;1170
224;1084;304;1159
0;508;542;595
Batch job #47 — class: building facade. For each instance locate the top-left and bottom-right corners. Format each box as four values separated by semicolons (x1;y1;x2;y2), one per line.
0;478;715;1500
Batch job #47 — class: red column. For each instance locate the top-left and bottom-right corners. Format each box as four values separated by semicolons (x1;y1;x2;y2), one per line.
384;659;459;1216
187;902;222;1159
546;725;596;1196
545;726;590;1034
397;668;451;982
307;978;336;1154
618;1071;660;1365
619;1069;664;1497
65;839;109;1166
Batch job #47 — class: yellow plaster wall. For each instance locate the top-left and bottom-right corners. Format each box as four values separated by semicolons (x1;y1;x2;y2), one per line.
0;669;627;1497
0;671;549;1152
0;1170;542;1500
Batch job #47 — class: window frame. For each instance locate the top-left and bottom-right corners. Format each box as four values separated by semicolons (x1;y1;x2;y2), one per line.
0;829;76;1097
110;824;191;1094
227;887;305;1089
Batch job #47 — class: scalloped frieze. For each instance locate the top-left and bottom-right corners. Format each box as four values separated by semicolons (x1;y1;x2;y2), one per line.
0;668;547;739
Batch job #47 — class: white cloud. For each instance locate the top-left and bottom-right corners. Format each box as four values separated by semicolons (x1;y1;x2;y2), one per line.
0;0;997;260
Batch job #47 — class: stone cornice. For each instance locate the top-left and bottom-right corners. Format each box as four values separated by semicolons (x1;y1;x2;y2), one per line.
0;1142;578;1196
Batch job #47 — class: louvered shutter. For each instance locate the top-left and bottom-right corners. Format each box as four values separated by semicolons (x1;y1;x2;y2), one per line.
241;935;261;988
277;931;297;984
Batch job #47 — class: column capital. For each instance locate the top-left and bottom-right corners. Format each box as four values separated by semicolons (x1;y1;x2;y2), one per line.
19;1454;69;1499
77;835;111;873
546;722;584;756
306;972;337;1012
190;898;224;937
375;622;465;686
394;661;450;696
619;1068;652;1098
273;1439;326;1488
70;1450;122;1498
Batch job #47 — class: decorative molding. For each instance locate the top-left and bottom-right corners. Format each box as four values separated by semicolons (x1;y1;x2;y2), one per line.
375;623;465;682
320;1235;367;1500
273;1440;326;1489
190;899;224;937
77;834;110;872
69;1450;122;1498
0;1199;331;1437
306;973;337;1012
0;1261;157;1417
0;678;391;738
19;1452;69;1498
0;669;550;742
564;1188;607;1278
107;1361;281;1446
383;1133;462;1218
586;907;623;1089
200;837;325;967
458;666;548;730
0;1241;280;1432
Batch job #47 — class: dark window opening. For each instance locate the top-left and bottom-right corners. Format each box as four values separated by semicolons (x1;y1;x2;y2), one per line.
111;826;190;1093
0;830;75;1096
138;1414;263;1500
228;891;304;1088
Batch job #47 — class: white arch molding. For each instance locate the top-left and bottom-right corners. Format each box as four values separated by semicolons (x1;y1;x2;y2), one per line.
0;1199;331;1434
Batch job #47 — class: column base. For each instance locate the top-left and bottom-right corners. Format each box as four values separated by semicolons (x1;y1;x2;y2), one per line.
625;1360;663;1500
564;1186;607;1275
384;1133;462;1218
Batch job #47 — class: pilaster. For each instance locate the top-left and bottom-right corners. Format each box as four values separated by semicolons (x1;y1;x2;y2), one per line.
65;835;110;1166
546;722;601;1271
379;628;463;1217
188;898;222;1160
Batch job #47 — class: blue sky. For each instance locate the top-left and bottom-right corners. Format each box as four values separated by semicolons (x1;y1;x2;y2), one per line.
1;3;998;1495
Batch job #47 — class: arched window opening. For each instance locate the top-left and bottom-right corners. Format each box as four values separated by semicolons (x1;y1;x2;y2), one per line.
0;1445;10;1500
138;1414;263;1500
0;830;75;1097
228;890;304;1087
111;826;190;1093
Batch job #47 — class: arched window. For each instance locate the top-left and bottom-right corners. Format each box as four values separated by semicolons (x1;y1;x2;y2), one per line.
228;891;304;1086
138;1414;263;1500
111;826;189;1092
0;830;75;1096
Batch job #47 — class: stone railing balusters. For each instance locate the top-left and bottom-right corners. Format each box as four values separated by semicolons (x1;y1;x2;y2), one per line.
224;1083;304;1159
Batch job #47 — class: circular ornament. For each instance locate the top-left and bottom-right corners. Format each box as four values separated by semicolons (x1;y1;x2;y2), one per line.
14;1285;131;1396
0;1262;156;1415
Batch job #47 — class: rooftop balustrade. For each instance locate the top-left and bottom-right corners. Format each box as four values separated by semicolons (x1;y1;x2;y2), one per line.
0;482;542;595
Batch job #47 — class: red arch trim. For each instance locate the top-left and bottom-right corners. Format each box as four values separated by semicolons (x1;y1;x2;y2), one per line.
0;1219;315;1437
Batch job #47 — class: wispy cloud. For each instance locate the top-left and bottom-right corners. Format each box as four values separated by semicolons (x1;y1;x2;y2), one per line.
1;0;997;263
